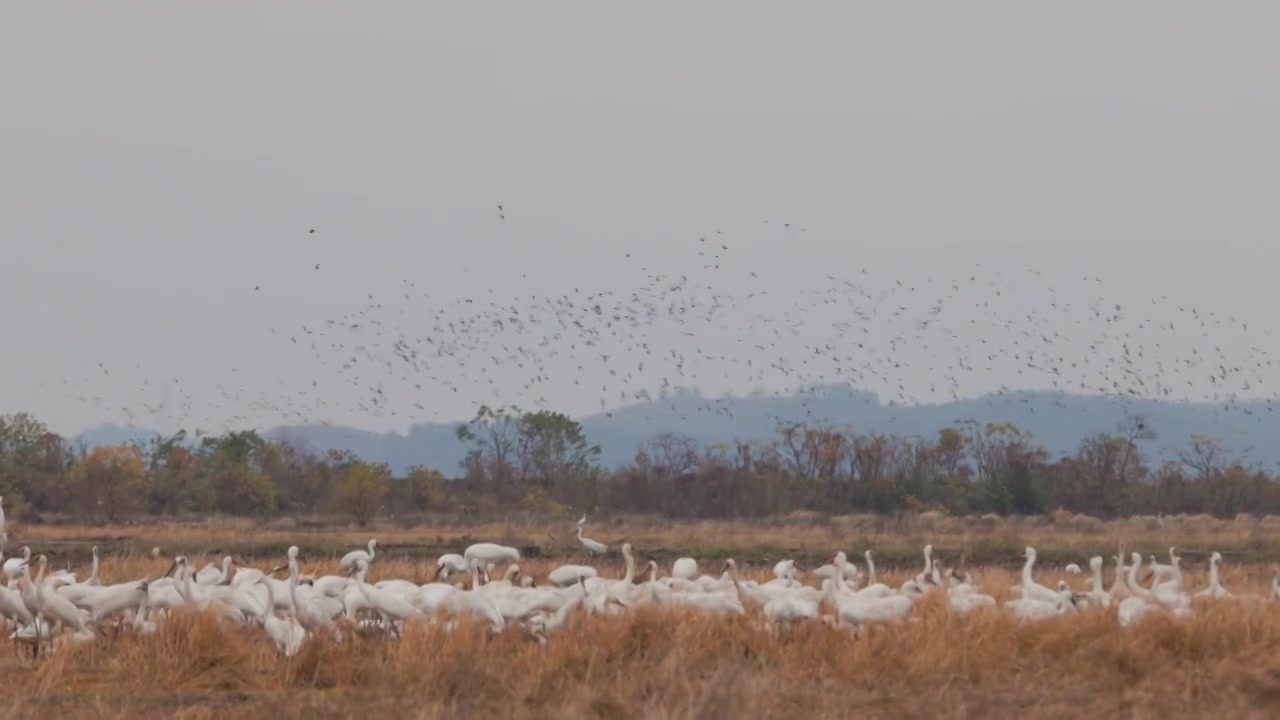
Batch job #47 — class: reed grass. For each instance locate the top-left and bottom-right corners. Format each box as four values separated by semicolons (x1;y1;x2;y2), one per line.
4;520;1280;718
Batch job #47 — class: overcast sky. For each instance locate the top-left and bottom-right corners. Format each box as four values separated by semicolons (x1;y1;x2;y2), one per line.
4;2;1280;436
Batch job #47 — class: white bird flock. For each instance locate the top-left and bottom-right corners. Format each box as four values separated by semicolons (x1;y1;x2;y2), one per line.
3;536;1279;657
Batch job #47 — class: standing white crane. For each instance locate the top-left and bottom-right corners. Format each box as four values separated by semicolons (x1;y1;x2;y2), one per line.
255;576;305;656
348;558;424;624
20;554;95;647
463;543;520;566
338;539;378;573
576;526;607;556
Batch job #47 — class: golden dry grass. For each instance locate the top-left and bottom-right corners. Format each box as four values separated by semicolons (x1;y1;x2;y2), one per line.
4;545;1280;718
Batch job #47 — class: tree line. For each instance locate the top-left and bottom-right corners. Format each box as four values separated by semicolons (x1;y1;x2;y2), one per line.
0;406;1275;525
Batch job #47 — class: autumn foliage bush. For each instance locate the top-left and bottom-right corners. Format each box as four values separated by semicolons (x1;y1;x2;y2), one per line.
4;407;1280;527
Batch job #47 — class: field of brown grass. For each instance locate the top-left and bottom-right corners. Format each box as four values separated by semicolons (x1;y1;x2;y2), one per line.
7;515;1280;718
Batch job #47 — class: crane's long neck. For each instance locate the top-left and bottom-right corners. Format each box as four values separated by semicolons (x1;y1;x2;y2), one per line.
865;553;877;586
1210;557;1221;590
726;564;746;604
90;550;100;585
135;588;150;626
1126;555;1154;602
834;556;851;594
35;557;48;588
353;567;375;605
367;541;376;560
288;565;302;612
826;561;841;604
1022;552;1036;586
182;563;196;602
1167;556;1183;590
1091;561;1104;591
922;546;932;576
622;547;635;583
1110;555;1126;594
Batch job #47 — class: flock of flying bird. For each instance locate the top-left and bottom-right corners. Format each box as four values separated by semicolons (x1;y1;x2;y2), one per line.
4;514;1279;657
48;228;1280;473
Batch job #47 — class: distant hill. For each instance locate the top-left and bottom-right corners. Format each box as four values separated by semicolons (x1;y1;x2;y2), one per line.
71;386;1280;474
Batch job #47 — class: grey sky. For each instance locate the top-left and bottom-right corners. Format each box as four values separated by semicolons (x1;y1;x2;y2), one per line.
4;2;1280;437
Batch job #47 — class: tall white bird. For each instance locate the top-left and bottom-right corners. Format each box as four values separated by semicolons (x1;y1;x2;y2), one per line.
434;553;469;581
3;545;32;587
255;576;305;656
338;539;378;573
348;558;423;623
547;564;598;588
576;527;607;556
463;543;520;566
21;554;95;644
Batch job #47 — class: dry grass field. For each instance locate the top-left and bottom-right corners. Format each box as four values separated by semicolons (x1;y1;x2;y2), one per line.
6;513;1280;718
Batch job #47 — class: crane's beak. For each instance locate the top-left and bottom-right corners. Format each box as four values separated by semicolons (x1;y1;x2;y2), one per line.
433;565;445;580
269;565;287;575
163;560;178;578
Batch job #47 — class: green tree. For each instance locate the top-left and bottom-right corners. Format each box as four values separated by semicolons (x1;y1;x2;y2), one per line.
199;431;276;515
514;410;601;490
146;430;207;513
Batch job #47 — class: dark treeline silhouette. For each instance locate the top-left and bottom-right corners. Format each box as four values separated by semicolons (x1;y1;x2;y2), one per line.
1;406;1275;525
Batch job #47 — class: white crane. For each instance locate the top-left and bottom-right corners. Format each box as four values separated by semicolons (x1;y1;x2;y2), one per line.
255;576;305;656
3;545;32;588
575;526;607;556
434;553;469;581
547;564;598;588
338;539;379;573
463;543;520;566
279;546;343;634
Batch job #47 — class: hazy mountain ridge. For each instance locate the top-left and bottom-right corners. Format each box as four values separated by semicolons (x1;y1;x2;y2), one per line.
69;387;1280;474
